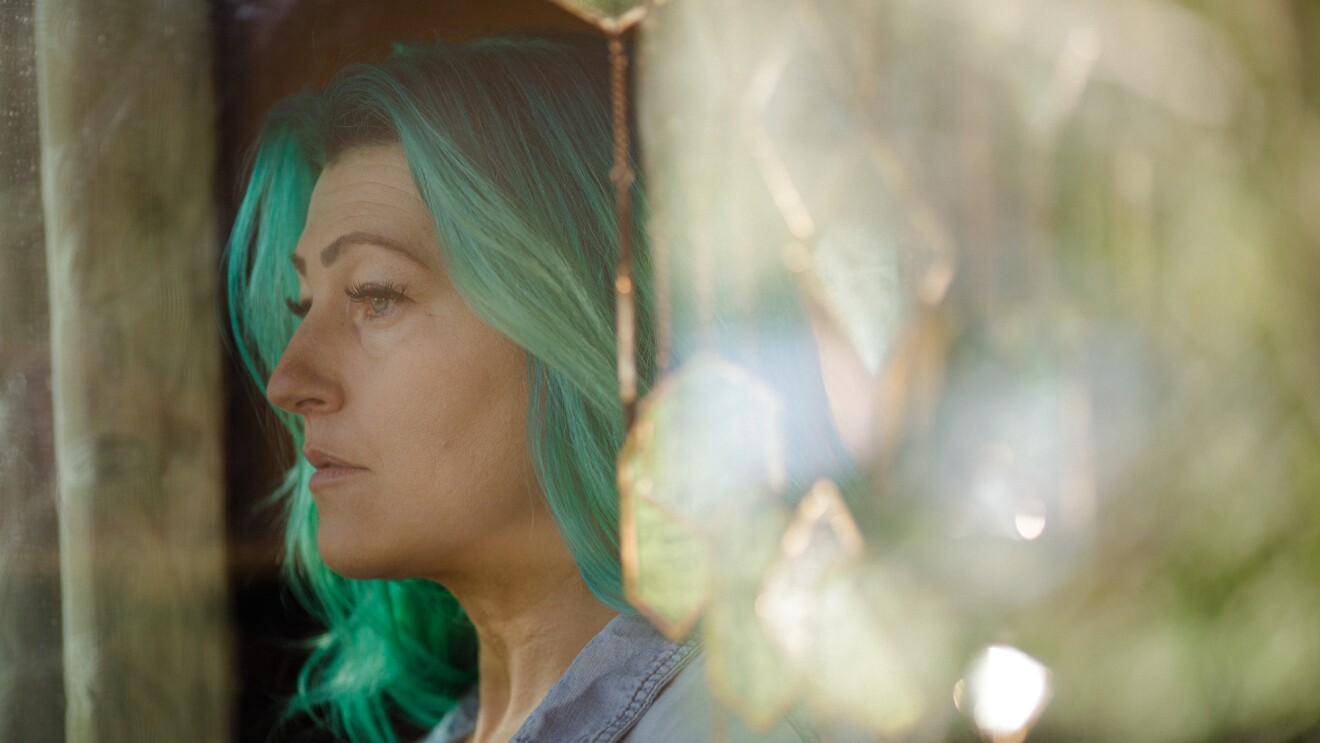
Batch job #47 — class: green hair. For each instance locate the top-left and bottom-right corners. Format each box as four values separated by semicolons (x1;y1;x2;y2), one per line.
225;36;652;742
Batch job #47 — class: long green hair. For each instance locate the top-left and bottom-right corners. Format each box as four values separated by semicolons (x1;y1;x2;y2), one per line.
225;36;652;742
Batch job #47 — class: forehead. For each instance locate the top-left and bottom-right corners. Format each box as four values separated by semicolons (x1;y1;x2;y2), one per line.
295;143;434;261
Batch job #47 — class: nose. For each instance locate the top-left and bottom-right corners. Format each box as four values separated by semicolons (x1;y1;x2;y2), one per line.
265;318;344;415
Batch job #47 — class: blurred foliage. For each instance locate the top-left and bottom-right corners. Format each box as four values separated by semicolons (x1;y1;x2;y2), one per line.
1016;2;1320;739
638;0;1320;740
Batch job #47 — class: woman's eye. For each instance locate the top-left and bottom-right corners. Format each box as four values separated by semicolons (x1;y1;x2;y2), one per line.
286;297;311;318
345;281;409;320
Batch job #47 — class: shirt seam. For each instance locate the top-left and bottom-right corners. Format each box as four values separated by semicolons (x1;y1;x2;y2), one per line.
576;637;701;743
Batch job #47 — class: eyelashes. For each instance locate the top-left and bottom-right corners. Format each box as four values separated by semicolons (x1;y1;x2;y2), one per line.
345;281;410;319
285;281;411;320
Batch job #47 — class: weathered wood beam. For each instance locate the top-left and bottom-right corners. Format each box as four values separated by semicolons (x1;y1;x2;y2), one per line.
33;0;232;740
0;2;63;741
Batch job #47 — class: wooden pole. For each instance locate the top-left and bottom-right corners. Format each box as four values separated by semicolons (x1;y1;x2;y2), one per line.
33;0;232;740
0;2;64;741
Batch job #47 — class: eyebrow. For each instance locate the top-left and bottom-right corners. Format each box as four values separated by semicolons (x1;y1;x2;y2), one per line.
291;231;427;275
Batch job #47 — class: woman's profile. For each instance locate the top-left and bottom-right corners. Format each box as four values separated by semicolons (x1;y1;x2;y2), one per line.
225;35;817;743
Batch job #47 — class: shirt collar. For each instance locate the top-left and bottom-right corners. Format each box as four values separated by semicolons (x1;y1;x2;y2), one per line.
426;613;700;743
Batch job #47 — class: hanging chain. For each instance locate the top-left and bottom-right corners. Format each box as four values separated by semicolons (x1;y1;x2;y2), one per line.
609;34;638;431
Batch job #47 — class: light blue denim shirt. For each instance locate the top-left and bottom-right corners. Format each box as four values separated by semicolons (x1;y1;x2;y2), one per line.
419;613;826;743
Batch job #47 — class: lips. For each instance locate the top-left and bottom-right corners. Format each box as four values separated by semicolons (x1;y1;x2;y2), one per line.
303;446;368;490
303;447;366;470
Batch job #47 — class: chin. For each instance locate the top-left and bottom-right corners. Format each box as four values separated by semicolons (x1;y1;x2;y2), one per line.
315;527;406;580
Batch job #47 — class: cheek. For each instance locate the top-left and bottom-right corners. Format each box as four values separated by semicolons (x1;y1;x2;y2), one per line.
364;331;533;514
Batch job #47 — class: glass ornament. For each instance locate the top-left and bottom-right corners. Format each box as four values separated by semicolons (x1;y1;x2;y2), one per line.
704;507;801;731
756;479;863;670
619;353;787;640
543;0;649;33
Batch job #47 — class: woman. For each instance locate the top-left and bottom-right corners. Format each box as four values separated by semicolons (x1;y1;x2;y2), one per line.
227;36;817;743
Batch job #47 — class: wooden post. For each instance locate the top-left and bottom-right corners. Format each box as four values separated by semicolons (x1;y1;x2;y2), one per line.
33;0;232;740
0;2;64;741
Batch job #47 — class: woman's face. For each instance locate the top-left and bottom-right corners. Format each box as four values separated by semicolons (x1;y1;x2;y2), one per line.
266;143;548;582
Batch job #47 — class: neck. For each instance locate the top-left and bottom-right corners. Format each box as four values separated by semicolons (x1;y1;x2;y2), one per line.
438;548;617;743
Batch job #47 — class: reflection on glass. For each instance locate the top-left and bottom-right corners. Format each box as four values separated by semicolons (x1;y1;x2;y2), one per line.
955;644;1052;742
